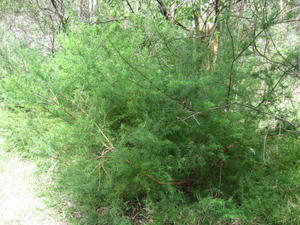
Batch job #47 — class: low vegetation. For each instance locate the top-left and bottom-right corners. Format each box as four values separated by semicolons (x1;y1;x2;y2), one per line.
0;1;299;224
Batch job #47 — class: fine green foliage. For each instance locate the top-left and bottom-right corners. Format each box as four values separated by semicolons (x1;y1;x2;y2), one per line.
1;1;300;224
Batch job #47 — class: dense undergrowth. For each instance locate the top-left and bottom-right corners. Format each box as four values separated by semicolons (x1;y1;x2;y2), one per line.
1;20;300;224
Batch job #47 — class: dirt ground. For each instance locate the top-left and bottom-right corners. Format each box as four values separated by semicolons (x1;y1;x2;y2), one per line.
0;137;68;225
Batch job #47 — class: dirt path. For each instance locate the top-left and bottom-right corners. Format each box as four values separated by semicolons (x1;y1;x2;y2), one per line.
0;136;68;225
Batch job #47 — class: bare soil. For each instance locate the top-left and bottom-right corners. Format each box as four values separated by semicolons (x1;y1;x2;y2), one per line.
0;137;68;225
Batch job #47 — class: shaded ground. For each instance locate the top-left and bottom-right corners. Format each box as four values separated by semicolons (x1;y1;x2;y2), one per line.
0;137;68;225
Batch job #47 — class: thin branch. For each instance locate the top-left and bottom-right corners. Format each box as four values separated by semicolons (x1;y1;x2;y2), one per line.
232;29;264;64
182;102;299;134
256;70;289;108
155;0;190;31
171;0;189;14
108;40;195;113
226;29;265;108
233;103;299;132
182;104;230;121
267;30;299;72
126;0;135;14
263;128;269;164
91;19;125;24
50;0;67;31
225;16;235;110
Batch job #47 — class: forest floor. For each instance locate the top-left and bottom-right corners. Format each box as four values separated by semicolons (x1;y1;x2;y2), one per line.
0;135;68;225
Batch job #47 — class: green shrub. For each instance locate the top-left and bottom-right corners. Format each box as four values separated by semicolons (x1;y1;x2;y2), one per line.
1;22;299;224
